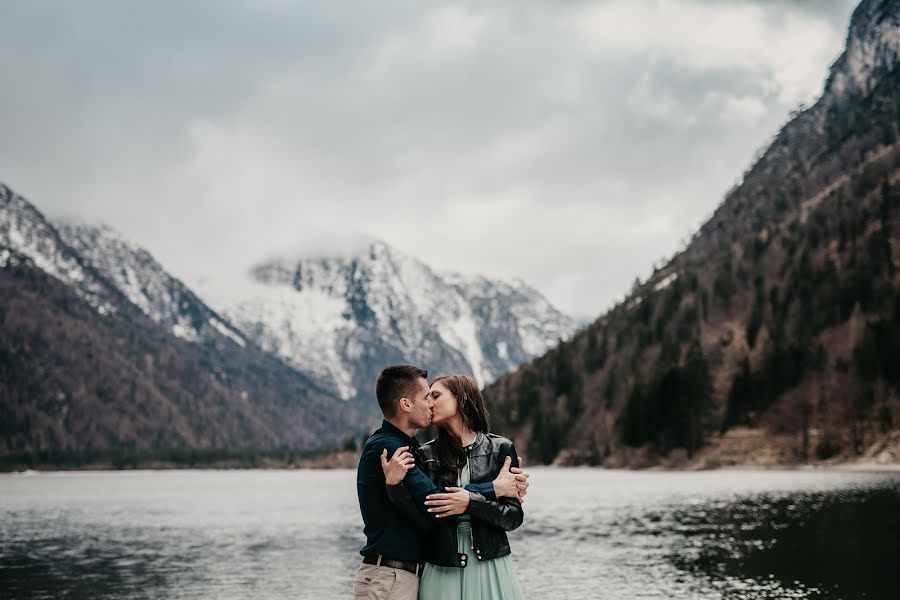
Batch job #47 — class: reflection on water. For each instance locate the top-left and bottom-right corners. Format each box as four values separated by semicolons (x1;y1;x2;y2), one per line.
0;469;898;599
665;486;900;599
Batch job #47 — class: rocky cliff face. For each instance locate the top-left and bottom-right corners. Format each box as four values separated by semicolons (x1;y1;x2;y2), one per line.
826;0;900;100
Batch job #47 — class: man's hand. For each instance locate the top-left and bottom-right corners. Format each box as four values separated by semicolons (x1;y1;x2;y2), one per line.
492;456;530;502
381;446;414;485
424;487;470;518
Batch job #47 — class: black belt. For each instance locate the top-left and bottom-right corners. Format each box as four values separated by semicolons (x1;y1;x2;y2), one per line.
362;554;421;577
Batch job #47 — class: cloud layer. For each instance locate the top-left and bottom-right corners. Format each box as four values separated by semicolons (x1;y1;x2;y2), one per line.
0;0;858;317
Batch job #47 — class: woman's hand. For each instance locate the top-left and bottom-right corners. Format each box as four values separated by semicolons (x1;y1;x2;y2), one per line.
381;446;415;485
492;456;530;501
512;456;529;503
424;487;470;517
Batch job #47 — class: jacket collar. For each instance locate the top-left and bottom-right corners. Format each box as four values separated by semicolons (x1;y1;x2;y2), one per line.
381;419;420;447
464;430;487;455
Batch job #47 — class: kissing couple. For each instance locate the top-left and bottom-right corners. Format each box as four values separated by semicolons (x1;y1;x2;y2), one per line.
354;364;530;600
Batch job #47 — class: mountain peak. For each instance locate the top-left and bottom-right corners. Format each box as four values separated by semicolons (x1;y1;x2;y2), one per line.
222;237;579;403
825;0;900;99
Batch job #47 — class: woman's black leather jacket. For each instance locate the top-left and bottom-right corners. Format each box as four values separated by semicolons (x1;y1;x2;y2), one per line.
386;431;523;568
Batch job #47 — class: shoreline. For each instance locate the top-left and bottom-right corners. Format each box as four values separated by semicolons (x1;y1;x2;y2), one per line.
3;459;899;474
4;430;899;473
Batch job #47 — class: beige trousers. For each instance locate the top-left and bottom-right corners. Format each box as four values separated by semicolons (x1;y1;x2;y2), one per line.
353;562;419;600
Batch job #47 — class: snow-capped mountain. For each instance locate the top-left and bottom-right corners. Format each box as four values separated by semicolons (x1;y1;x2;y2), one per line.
211;240;580;403
55;220;247;348
1;184;248;351
1;183;359;455
0;183;120;316
3;182;576;411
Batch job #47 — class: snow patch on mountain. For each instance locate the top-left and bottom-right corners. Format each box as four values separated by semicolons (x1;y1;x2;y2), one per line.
54;219;247;349
209;317;247;348
224;278;357;399
0;184;117;315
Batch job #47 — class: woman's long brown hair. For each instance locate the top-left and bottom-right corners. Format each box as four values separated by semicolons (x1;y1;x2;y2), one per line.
432;375;490;470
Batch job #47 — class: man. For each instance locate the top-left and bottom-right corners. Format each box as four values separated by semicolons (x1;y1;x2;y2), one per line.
354;364;528;600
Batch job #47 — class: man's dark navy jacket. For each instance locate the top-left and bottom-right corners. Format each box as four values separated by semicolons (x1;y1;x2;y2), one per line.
357;420;495;562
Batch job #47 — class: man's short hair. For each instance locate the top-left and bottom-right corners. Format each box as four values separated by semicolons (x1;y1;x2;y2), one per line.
376;364;428;417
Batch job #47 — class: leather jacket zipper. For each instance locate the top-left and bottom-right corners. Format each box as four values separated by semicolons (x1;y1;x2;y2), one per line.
467;453;476;558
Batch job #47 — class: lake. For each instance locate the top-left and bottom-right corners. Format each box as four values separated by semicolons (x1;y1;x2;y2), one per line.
1;468;898;599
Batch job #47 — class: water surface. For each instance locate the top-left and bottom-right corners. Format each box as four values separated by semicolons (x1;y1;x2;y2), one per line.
1;469;897;599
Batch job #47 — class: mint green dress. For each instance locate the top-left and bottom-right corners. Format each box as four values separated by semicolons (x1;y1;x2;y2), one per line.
418;462;525;600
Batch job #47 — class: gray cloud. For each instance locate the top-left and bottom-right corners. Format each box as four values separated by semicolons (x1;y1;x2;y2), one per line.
0;0;859;318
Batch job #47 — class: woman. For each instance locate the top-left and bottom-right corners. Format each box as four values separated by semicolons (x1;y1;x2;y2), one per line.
385;374;526;600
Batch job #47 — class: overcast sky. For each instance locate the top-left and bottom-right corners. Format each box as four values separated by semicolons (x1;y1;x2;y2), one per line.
0;0;859;319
